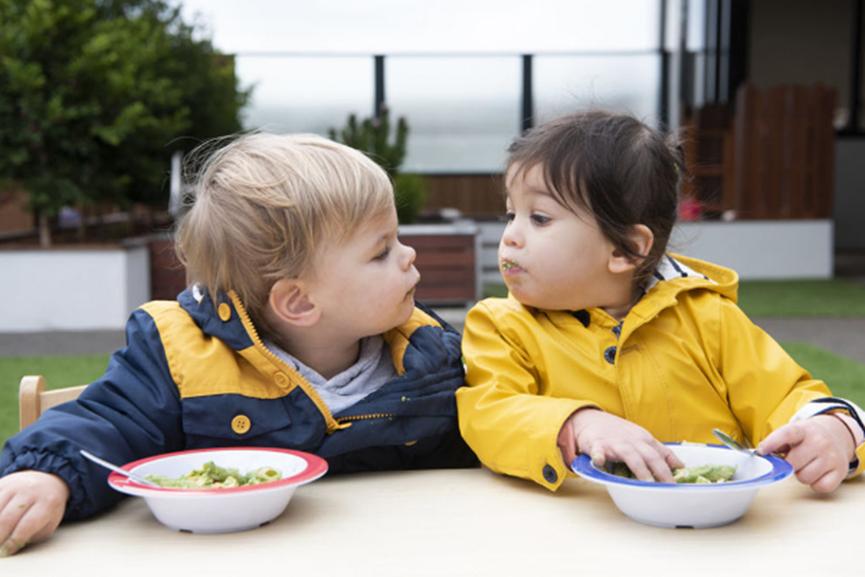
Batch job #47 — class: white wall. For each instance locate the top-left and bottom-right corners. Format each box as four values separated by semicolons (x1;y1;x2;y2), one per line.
0;247;151;332
671;220;833;279
479;220;833;286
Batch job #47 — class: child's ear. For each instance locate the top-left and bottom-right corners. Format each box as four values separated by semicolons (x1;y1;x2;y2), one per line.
608;224;654;274
268;279;320;327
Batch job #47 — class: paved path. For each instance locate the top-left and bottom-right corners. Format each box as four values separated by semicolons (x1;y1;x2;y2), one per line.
0;330;125;357
750;317;865;364
1;313;863;365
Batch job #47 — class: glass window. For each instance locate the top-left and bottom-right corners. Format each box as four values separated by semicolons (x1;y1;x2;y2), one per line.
386;56;521;173
235;56;373;135
534;55;662;127
184;0;661;54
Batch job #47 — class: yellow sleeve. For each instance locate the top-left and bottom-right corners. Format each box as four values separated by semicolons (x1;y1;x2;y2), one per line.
456;301;594;491
714;297;833;445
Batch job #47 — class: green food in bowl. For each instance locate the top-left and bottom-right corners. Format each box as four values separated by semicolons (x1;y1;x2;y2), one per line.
607;462;736;484
146;461;283;488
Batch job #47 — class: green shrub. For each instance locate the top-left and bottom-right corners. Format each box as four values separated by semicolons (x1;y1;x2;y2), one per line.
329;107;425;224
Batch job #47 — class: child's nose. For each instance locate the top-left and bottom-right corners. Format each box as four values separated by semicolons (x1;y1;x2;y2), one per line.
400;241;417;269
501;224;523;248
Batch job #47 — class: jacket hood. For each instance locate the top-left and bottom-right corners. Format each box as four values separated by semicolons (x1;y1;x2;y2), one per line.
626;253;739;329
177;285;255;350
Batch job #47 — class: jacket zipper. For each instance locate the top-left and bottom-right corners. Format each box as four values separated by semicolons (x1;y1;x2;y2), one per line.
227;290;345;433
336;412;396;427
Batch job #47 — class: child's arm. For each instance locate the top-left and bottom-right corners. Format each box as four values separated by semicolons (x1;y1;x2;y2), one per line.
458;302;587;489
0;309;184;553
713;297;865;489
459;302;641;489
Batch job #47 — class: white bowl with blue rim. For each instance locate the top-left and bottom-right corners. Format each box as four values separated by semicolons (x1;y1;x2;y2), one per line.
572;443;793;528
107;447;328;533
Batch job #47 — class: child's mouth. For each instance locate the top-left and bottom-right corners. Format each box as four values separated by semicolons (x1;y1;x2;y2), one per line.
500;259;524;275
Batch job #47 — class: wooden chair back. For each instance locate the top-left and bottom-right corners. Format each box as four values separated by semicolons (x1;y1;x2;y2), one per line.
19;375;87;431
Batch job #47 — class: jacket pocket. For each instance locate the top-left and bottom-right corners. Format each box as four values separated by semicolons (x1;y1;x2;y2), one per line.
181;394;293;442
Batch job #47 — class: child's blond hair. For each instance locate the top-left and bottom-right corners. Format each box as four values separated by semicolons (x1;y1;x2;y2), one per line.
175;133;394;333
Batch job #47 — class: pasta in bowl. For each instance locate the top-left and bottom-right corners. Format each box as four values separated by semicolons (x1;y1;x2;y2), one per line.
107;447;328;533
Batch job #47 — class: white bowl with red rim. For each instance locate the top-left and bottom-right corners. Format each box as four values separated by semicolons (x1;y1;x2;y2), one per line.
108;447;328;533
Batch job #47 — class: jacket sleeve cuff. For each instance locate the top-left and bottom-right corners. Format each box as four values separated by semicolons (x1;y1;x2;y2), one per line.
532;401;599;492
790;397;865;477
1;448;89;520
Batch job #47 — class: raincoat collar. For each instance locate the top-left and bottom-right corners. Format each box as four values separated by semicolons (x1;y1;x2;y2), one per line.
622;253;739;340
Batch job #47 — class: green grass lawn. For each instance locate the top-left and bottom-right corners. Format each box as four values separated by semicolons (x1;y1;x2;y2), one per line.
1;355;108;444
737;279;865;317
484;279;865;317
779;342;865;406
2;343;865;445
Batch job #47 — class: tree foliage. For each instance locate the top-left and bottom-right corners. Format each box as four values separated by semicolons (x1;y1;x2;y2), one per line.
0;0;250;238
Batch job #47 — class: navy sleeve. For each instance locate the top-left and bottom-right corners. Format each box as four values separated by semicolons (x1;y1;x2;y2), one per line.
0;309;184;520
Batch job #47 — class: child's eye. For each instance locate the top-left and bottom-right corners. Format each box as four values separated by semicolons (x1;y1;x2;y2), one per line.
373;246;391;261
503;211;515;223
530;213;551;225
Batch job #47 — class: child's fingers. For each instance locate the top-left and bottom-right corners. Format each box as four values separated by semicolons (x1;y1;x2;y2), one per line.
656;442;685;469
16;500;62;546
810;467;846;494
793;456;827;486
0;489;13;520
0;502;48;557
785;445;820;474
615;446;654;482
589;445;607;468
0;494;30;545
0;496;34;557
635;443;675;482
758;423;806;455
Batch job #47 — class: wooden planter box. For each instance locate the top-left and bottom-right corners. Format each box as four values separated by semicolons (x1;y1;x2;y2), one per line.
147;223;482;307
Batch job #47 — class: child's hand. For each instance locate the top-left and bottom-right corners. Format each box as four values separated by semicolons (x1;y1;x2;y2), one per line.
758;414;858;493
559;408;684;482
0;471;69;557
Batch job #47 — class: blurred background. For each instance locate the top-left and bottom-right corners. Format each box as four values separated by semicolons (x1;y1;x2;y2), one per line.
1;0;865;441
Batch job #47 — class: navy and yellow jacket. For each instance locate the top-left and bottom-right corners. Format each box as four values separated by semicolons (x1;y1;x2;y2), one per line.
0;288;477;520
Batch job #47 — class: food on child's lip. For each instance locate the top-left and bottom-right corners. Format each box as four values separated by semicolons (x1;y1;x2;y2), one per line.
145;461;282;488
606;462;736;484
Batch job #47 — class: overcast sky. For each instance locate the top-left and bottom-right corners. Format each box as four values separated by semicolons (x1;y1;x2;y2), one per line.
177;0;670;55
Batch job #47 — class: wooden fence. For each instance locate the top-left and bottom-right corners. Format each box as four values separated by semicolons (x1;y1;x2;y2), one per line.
683;84;837;220
421;174;504;218
732;84;836;219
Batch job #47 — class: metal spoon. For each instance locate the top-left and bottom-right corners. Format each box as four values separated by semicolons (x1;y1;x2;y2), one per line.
712;428;758;457
80;449;160;487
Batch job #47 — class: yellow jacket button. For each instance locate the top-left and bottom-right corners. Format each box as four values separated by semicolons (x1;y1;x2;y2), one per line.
217;303;232;322
231;414;251;434
274;372;290;387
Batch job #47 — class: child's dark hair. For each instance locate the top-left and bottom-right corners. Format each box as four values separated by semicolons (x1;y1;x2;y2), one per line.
507;110;684;289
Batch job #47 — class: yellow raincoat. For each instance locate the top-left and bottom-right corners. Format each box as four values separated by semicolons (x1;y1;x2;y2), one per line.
458;254;865;490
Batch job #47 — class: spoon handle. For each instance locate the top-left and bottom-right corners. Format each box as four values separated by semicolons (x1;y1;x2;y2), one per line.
711;428;758;457
79;450;158;486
